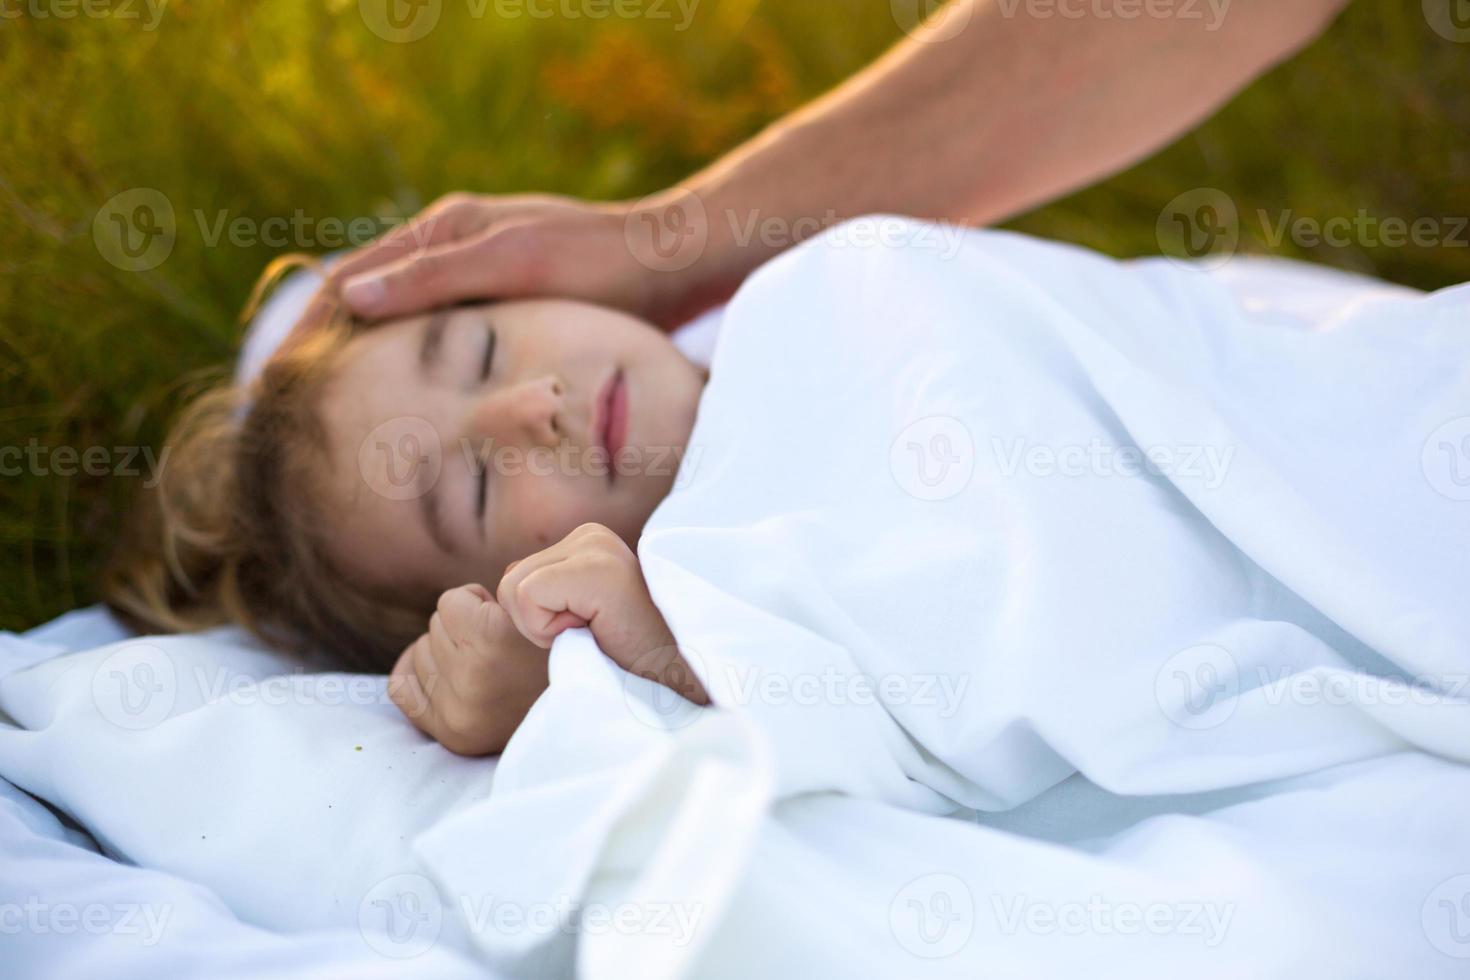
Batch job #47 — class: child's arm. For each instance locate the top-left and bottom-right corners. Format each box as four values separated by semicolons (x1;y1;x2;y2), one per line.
496;523;711;708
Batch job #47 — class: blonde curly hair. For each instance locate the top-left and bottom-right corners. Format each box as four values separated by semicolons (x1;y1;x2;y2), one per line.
102;258;431;672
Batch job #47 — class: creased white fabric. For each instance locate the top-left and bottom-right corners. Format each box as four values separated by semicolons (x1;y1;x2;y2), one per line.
4;222;1468;978
0;628;500;973
639;220;1470;810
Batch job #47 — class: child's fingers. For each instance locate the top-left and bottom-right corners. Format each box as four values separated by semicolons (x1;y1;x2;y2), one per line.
387;636;434;725
495;555;543;637
435;585;517;661
547;610;590;633
461;583;494;603
393;631;448;739
501;561;597;648
496;556;556;645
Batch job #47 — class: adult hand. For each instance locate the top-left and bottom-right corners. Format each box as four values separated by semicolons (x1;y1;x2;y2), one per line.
303;191;728;331
299;0;1345;335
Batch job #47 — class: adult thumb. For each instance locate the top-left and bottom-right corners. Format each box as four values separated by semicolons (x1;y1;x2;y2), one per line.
342;230;535;318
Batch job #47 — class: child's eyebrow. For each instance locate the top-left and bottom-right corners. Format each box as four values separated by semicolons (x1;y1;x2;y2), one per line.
418;310;450;375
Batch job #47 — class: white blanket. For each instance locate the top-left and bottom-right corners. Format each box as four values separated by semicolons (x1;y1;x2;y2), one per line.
641;219;1470;810
491;220;1470;974
4;221;1469;978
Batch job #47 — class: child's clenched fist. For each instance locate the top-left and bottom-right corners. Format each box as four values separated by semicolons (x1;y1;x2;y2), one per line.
388;584;549;757
389;524;709;757
496;523;710;708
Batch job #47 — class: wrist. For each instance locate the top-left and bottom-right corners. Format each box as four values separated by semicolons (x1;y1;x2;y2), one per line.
676;115;890;282
610;190;749;329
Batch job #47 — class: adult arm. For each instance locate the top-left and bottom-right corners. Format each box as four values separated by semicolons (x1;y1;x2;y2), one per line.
327;0;1349;327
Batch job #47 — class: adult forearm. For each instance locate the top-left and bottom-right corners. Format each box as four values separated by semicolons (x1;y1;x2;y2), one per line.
333;0;1349;325
670;0;1348;290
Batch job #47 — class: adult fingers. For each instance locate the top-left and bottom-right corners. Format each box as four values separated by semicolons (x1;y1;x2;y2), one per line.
331;194;490;280
294;196;492;329
341;223;547;319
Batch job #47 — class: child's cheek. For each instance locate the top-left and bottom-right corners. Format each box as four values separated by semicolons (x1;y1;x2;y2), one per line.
503;476;585;553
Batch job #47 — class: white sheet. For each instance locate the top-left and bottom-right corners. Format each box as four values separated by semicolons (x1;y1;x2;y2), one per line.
0;624;497;977
641;220;1470;809
472;219;1470;974
4;220;1468;978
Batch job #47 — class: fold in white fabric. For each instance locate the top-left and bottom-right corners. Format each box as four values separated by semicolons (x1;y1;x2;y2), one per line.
4;221;1468;978
639;220;1470;810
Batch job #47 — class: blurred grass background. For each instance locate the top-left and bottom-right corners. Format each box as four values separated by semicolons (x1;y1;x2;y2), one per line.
1;0;1467;632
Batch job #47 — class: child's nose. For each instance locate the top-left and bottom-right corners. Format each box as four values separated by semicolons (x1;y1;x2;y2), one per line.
465;375;565;448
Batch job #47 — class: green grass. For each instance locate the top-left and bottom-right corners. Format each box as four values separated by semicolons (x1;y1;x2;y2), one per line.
1;0;1466;631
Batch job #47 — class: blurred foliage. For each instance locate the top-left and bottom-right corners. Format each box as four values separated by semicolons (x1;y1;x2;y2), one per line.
0;0;1466;630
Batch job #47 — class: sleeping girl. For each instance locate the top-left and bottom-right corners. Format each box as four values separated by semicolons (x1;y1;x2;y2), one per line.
104;264;715;756
103;216;1470;784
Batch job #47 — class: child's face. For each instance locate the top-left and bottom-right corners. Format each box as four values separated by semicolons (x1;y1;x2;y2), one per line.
315;299;706;602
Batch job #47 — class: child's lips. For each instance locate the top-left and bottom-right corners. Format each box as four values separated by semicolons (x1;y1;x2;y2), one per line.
595;368;628;472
